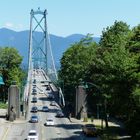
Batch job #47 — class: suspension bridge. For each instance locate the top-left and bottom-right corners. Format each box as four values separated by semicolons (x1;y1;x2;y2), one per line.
24;8;65;108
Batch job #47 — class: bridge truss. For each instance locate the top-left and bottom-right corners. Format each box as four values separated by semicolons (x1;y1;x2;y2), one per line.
25;8;65;106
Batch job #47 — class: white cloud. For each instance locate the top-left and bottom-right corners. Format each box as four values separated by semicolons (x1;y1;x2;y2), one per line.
4;22;14;28
3;22;24;31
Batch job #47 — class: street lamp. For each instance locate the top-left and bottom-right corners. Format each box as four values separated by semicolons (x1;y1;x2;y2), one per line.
0;75;4;85
56;79;65;107
0;75;5;101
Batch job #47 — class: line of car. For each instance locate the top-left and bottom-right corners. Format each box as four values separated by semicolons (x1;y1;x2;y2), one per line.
27;76;65;140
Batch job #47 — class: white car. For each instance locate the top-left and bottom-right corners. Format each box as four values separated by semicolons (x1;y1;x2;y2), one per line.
45;118;54;126
42;106;49;112
39;90;44;94
27;130;38;140
50;101;56;106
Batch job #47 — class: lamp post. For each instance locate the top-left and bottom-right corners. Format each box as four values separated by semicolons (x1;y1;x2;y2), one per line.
0;75;5;102
0;75;5;85
96;103;102;119
56;79;65;107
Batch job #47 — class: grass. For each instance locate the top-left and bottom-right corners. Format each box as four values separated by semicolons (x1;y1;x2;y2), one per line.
0;102;8;109
97;126;132;140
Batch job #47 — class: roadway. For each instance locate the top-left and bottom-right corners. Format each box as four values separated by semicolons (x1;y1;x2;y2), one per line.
3;69;98;140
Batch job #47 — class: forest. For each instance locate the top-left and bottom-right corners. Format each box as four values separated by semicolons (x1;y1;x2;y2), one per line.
59;21;140;137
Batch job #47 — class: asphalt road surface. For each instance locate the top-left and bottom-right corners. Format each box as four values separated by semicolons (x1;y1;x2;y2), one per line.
4;69;98;140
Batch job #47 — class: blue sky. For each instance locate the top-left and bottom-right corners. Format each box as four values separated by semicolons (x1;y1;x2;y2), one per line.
0;0;140;37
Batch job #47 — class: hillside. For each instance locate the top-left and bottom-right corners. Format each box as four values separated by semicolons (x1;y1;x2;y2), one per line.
0;28;100;68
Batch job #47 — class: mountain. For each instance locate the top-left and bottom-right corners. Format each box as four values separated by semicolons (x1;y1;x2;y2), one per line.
0;28;100;68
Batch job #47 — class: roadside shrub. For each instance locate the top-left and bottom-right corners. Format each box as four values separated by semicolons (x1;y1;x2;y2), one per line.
0;103;8;109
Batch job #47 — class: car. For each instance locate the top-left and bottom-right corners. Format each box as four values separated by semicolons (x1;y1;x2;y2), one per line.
39;90;44;94
32;88;37;92
33;79;36;84
46;85;50;90
47;94;54;99
27;130;38;140
82;124;97;136
42;106;49;112
31;97;37;103
56;111;64;118
31;106;38;113
32;84;36;88
32;91;37;95
30;115;38;123
50;101;55;106
45;118;54;126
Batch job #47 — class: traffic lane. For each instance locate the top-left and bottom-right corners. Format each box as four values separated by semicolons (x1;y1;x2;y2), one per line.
52;112;99;140
24;100;45;139
38;94;64;140
43;102;81;140
6;123;27;140
41;109;64;140
54;120;99;140
24;76;45;140
23;119;43;140
40;101;58;139
23;69;48;140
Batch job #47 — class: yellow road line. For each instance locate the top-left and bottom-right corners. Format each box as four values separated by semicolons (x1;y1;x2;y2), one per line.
41;123;44;140
1;126;10;140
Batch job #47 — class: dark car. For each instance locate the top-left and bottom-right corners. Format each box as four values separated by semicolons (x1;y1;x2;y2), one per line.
47;94;54;100
32;91;37;95
31;106;38;113
56;111;64;118
30;115;38;123
32;84;36;88
31;97;37;103
46;85;50;90
32;88;37;92
82;124;97;136
33;79;36;84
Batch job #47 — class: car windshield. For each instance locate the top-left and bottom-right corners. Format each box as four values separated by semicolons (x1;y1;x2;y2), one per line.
43;106;48;108
32;107;37;110
47;119;53;121
32;116;37;118
85;124;95;127
29;132;37;136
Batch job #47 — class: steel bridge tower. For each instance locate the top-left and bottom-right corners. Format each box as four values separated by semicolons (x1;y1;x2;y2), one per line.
28;8;57;80
26;8;65;107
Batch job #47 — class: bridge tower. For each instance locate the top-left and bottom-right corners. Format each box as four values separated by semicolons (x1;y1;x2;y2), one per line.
26;8;65;107
28;8;57;80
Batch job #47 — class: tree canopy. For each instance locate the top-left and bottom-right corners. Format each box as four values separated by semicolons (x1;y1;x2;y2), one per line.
59;21;140;137
0;47;25;102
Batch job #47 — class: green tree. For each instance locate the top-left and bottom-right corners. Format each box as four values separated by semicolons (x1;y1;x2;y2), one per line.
126;24;140;136
59;21;140;136
0;47;24;102
59;35;98;105
129;24;140;53
100;20;131;48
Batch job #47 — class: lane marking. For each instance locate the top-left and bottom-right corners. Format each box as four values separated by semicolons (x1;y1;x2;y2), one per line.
41;123;45;140
1;126;10;140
